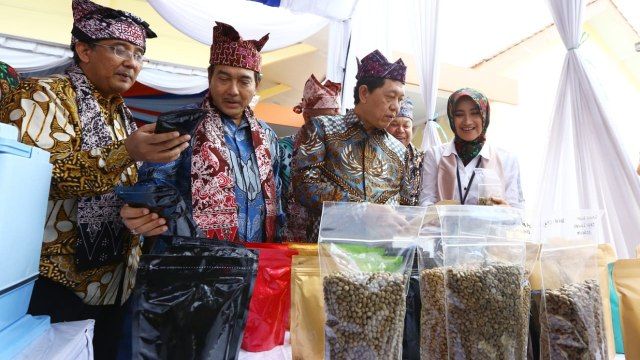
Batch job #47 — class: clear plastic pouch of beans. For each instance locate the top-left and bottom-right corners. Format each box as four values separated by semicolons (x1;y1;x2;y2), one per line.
442;237;528;359
416;206;445;360
417;234;448;359
537;211;608;360
418;205;530;360
318;202;425;360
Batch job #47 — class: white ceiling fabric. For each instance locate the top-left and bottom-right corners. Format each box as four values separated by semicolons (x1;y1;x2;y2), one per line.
278;0;358;21
0;35;208;94
147;0;329;52
0;36;72;75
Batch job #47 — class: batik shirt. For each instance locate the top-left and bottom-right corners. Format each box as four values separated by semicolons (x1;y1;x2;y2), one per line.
223;115;280;243
137;104;283;243
0;75;139;306
292;110;411;241
278;132;311;242
406;143;426;206
278;135;295;192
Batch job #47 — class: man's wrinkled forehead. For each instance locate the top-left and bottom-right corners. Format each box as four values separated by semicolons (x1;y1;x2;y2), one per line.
379;79;405;96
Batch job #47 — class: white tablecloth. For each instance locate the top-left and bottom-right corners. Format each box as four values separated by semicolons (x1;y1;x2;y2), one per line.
239;336;628;360
14;319;94;360
13;324;627;360
239;331;292;360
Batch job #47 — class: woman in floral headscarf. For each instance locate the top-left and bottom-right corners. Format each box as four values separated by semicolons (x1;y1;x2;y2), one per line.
418;88;524;208
0;61;20;103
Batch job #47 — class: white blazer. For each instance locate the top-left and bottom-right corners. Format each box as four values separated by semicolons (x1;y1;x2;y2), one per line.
418;141;525;209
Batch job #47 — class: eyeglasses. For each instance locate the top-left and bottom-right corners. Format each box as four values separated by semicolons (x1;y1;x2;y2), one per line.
94;43;146;65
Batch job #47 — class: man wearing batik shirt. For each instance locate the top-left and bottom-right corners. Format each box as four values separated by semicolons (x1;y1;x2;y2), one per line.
0;0;190;358
121;22;283;243
279;74;341;242
386;97;425;205
292;50;412;241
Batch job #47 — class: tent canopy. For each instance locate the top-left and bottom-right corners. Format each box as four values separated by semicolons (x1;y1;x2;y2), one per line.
3;0;639;129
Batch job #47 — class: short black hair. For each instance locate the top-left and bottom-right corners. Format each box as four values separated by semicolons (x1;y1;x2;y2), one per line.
353;77;386;105
72;41;96;64
207;65;262;84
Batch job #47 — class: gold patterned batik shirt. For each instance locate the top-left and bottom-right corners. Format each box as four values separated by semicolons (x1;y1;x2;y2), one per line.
291;110;411;240
0;75;140;306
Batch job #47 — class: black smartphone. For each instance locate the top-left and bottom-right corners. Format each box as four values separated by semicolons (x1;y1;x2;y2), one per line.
154;108;205;136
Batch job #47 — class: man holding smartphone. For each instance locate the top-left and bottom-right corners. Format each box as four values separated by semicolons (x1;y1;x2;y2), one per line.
121;22;283;243
0;0;190;358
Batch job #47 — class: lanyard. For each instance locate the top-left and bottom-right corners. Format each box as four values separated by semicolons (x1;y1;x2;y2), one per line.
456;156;483;205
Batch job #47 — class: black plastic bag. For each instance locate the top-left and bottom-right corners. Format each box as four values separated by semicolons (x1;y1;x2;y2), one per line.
402;264;421;360
132;244;258;360
529;290;542;360
115;183;202;239
150;235;246;256
154;108;205;136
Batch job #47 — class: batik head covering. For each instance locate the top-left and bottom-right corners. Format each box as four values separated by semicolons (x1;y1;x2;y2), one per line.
0;61;20;103
293;74;342;114
447;87;490;165
210;22;269;73
70;0;156;50
398;97;414;120
355;50;406;83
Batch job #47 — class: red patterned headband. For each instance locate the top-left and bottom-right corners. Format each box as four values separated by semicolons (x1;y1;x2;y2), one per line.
70;0;156;50
209;21;269;73
293;74;342;113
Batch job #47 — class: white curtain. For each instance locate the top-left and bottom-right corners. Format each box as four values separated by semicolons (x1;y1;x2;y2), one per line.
537;0;640;258
325;19;351;109
340;0;392;110
409;0;446;150
320;2;358;112
147;0;328;52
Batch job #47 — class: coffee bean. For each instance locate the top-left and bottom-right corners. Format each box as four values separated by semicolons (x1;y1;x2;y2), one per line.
540;279;607;359
323;272;407;359
420;263;529;360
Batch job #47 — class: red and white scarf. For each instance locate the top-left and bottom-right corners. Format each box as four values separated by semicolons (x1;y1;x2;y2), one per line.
191;95;277;242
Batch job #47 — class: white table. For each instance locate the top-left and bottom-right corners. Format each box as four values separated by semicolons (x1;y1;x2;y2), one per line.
239;332;292;360
15;324;627;360
14;319;94;360
237;335;629;360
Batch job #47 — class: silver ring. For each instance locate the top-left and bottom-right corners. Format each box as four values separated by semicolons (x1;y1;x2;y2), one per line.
130;229;138;235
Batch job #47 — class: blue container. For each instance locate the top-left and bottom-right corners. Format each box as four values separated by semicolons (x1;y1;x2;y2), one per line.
0;276;38;331
0;123;52;330
0;314;50;359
